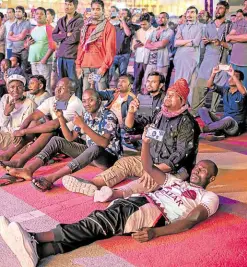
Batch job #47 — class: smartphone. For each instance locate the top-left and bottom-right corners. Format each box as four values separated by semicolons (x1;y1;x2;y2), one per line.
136;94;153;117
86;8;91;12
93;73;102;82
218;64;230;71
55;101;68;110
146;127;165;142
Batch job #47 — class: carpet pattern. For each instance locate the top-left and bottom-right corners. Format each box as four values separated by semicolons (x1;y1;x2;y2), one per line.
0;134;247;267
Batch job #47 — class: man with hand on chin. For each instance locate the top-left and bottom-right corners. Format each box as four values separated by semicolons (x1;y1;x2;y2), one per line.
0;138;219;267
6;89;121;192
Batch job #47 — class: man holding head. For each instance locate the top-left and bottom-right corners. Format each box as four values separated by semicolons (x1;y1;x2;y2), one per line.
0;155;219;267
25;7;56;95
174;6;203;105
143;12;174;90
76;0;116;91
0;75;36;150
0;78;83;171
62;79;200;202
7;89;121;192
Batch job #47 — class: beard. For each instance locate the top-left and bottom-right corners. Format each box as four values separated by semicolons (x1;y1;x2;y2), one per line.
215;13;225;19
158;23;166;27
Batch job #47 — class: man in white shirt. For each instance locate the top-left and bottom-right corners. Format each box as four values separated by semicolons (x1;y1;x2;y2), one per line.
0;78;83;169
0;74;36;150
132;13;155;94
0;154;219;266
4;8;16;59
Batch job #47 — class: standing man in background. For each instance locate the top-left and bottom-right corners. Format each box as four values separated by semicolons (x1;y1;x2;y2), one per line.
174;6;203;105
8;6;31;71
52;0;83;96
4;8;16;59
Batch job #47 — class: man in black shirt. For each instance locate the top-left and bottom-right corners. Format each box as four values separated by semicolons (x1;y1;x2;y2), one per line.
108;8;135;84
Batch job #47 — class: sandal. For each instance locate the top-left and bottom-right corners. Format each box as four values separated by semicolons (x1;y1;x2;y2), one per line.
0;173;25;186
31;177;53;192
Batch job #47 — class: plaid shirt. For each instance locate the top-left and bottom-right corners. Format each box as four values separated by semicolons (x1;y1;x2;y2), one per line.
83;106;122;157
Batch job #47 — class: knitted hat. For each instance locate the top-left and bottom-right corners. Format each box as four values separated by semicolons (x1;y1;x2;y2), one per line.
167;78;189;102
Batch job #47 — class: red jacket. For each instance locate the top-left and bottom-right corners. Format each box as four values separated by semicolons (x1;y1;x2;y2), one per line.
76;21;116;73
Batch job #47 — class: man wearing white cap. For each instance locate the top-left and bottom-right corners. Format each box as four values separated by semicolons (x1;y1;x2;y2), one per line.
0;75;37;150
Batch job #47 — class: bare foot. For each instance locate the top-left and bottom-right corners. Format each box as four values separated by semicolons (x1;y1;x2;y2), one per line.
1;160;22;168
6;167;32;181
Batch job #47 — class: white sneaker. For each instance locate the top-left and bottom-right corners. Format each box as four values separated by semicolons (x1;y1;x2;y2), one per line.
94;186;114;203
0;216;10;235
0;216;11;246
6;222;39;267
62;175;97;196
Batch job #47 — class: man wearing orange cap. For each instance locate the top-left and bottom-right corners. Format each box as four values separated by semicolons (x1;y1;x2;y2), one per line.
61;78;201;202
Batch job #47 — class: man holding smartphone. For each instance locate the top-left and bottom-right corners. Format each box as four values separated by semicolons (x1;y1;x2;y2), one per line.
108;8;135;85
0;78;83;170
76;0;116;91
6;89;121;192
191;1;231;117
199;66;247;141
60;78;200;202
132;13;155;95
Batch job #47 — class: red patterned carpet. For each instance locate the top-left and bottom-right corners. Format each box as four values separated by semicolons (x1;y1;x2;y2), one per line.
0;134;247;267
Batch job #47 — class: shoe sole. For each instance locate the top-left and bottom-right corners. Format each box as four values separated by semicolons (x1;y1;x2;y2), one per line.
62;175;97;196
94;186;114;203
7;222;38;267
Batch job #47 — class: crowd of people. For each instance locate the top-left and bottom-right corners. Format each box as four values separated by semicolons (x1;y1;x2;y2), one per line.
0;0;246;266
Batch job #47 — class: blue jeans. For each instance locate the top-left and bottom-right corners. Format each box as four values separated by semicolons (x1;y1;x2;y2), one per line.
57;57;81;98
132;62;146;95
198;107;239;136
109;54;131;83
6;49;12;59
232;63;247;89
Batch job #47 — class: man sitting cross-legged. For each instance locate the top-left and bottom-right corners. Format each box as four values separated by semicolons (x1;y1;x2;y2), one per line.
0;75;37;151
199;66;247;141
0;134;219;267
6;89;121;192
61;78;201;200
0;78;83;170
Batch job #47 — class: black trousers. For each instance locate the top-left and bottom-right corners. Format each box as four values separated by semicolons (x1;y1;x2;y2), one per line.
50;197;166;254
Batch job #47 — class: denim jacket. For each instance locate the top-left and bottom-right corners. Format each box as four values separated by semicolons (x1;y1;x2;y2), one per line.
99;90;135;121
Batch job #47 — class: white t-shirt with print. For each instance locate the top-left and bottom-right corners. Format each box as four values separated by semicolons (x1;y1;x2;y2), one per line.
148;174;219;223
37;94;84;130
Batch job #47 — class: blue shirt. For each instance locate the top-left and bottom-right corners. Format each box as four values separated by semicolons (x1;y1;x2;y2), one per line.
214;84;247;124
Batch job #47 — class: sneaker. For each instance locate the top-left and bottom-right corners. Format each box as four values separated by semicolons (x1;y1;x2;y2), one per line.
62;175;97;196
6;222;39;267
0;216;11;244
94;186;114;203
0;216;10;235
205;134;225;141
